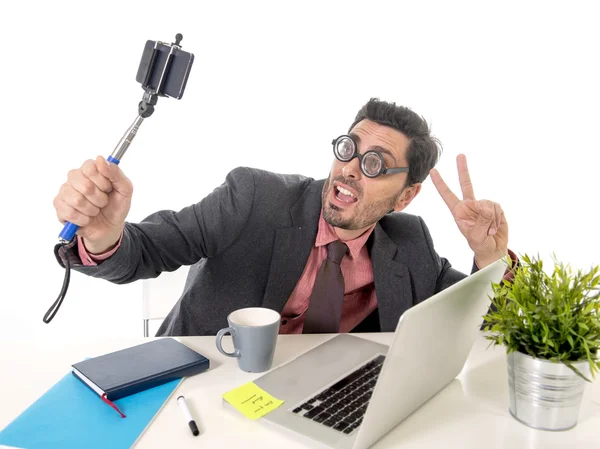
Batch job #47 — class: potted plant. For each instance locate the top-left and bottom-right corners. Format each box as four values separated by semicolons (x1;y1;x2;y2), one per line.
482;254;600;431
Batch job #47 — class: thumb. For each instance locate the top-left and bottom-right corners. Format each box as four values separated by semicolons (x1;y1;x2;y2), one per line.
95;156;133;198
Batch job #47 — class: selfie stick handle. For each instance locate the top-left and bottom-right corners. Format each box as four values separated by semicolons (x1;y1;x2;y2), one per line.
58;90;157;243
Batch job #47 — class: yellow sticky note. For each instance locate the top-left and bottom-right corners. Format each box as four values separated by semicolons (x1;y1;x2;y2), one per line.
222;382;284;420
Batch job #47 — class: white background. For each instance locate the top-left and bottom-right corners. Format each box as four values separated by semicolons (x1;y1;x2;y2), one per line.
0;0;598;338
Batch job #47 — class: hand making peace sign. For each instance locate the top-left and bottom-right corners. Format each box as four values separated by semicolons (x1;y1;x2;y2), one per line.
430;154;509;269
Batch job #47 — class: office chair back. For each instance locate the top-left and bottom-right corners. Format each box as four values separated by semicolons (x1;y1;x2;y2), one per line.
142;266;190;336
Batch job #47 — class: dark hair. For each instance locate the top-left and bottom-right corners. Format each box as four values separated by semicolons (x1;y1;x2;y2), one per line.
349;98;442;186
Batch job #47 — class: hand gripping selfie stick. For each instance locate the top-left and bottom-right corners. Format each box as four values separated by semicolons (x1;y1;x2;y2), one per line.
58;95;153;242
46;34;194;323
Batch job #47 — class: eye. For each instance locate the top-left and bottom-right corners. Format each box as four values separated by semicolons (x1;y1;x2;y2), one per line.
335;138;355;160
363;153;383;175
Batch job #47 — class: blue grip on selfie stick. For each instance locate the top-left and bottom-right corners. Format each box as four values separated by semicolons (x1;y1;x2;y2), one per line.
58;156;121;242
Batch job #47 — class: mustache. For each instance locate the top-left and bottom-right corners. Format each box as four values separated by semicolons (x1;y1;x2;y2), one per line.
330;175;363;199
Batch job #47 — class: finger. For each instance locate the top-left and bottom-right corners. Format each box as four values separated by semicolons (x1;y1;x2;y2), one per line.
490;202;504;235
81;158;113;193
95;156;134;198
53;197;93;227
429;168;460;211
457;154;475;201
58;183;101;218
471;200;495;242
67;169;110;210
487;201;498;235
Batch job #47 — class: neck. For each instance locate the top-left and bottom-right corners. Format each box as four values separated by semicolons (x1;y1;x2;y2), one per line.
333;225;371;242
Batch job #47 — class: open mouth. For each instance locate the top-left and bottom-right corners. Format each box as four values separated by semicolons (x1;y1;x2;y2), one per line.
334;184;358;204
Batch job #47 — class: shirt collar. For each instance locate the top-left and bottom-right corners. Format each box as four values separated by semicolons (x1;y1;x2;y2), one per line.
315;211;376;259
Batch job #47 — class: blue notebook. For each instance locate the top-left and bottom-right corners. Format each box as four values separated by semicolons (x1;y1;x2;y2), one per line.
0;372;182;449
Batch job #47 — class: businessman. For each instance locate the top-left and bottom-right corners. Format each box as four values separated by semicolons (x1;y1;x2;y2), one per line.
54;98;511;335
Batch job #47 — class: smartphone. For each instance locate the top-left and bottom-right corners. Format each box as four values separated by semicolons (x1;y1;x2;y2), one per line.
135;40;194;99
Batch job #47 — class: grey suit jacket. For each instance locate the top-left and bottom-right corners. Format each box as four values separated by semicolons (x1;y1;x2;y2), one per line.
59;167;471;336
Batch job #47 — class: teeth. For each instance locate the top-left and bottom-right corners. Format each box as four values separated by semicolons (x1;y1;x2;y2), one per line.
337;186;356;198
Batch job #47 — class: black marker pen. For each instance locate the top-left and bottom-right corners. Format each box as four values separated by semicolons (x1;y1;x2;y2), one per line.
177;395;199;436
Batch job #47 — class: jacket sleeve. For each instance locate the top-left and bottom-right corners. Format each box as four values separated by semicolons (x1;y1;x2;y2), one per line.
55;167;256;284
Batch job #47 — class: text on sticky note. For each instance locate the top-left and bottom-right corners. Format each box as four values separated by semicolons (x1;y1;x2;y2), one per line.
222;382;284;420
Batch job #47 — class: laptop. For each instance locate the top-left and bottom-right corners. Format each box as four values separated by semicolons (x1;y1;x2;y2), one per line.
250;258;507;449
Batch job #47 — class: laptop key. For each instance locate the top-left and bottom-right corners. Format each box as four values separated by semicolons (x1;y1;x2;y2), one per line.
339;397;352;406
304;406;325;419
347;411;362;422
323;418;338;427
355;395;367;406
292;407;303;414
329;404;343;414
316;389;334;401
365;360;376;370
313;412;331;423
337;406;352;416
330;369;365;391
322;398;337;408
345;403;358;413
331;392;346;402
349;392;361;401
333;421;350;431
332;410;348;421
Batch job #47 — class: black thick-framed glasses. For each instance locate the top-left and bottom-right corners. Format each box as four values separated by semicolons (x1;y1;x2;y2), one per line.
331;135;410;178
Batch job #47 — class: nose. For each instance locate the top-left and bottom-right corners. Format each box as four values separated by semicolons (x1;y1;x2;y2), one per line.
342;156;363;180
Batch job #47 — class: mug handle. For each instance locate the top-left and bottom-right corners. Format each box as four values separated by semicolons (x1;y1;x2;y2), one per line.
216;327;240;358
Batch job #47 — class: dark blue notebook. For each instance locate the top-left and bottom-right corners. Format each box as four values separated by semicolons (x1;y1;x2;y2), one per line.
72;338;210;400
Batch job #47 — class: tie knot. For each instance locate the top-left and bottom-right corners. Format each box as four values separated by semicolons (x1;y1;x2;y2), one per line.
327;241;348;264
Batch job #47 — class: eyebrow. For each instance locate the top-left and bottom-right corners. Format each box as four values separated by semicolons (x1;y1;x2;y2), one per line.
349;133;398;165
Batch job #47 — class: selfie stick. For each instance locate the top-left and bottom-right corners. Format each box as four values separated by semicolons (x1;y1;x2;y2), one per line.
58;34;184;243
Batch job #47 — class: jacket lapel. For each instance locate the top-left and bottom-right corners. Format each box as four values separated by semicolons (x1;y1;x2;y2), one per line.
369;223;413;332
261;179;325;312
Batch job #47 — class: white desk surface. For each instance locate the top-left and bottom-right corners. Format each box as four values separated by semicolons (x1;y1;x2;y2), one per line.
1;334;599;449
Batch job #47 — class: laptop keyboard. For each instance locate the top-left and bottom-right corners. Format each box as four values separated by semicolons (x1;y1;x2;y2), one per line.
291;354;385;435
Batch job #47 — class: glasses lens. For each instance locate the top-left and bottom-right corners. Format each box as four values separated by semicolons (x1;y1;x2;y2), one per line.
335;137;355;161
362;152;383;177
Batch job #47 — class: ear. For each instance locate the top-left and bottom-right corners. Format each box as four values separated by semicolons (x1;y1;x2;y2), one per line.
393;183;422;212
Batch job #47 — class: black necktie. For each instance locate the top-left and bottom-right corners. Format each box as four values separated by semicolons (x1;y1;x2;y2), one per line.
303;240;348;334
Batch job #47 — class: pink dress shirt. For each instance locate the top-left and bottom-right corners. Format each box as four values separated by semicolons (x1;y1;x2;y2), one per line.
279;214;378;334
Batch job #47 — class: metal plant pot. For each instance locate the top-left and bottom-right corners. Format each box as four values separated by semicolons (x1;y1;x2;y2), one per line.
507;350;590;431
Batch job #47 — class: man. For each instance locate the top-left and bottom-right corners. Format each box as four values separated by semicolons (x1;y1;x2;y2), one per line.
54;98;511;336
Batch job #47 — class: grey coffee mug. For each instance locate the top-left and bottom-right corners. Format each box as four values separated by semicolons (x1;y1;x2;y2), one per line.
215;307;280;373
